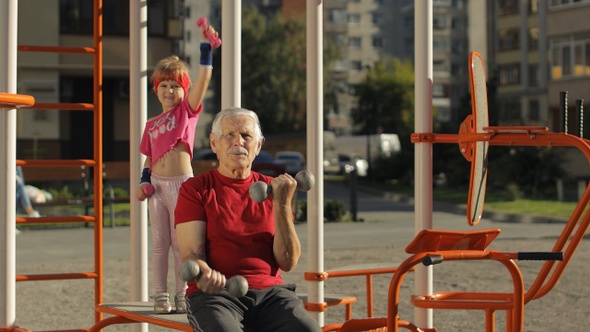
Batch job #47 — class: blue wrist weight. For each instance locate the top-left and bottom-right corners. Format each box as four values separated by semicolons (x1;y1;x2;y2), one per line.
140;167;151;184
200;42;212;66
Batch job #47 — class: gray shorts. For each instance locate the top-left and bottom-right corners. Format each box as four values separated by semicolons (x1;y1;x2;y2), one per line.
186;283;321;332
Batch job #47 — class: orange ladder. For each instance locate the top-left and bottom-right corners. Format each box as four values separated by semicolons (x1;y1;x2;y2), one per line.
11;0;104;331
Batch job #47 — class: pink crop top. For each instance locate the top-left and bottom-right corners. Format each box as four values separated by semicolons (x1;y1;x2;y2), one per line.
139;98;202;167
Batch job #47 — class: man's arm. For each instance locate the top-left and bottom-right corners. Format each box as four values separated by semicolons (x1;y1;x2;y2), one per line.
176;220;226;293
271;174;301;271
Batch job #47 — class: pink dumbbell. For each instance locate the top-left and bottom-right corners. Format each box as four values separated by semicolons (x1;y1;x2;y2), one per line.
196;17;222;48
143;183;155;196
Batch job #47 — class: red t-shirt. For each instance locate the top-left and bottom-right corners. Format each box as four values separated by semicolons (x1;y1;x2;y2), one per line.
175;169;283;295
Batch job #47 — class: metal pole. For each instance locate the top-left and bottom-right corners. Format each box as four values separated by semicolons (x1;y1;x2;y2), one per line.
349;167;358;222
130;1;149;331
221;0;241;108
306;0;325;325
414;1;434;329
0;0;18;327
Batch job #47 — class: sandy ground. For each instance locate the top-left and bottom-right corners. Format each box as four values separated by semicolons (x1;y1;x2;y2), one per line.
13;232;590;331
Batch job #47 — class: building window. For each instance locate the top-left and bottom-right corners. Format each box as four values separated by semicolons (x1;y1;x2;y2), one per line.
60;0;170;37
327;9;348;23
433;15;448;30
552;39;590;79
528;0;539;14
433;37;449;51
327;33;346;47
436;106;451;122
350;61;363;70
33;110;50;122
500;98;522;121
372;13;383;26
498;28;520;51
529;64;539;87
432;82;446;97
348;14;361;24
499;0;519;16
529;99;540;121
348;37;361;48
433;0;451;6
528;27;539;50
575;43;585;75
372;37;383;48
550;0;590;8
434;59;449;73
60;0;94;34
498;63;521;85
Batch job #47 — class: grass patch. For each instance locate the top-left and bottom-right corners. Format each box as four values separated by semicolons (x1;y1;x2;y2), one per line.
485;199;580;219
358;179;580;220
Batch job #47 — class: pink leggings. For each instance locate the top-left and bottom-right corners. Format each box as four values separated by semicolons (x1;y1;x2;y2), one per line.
149;173;192;294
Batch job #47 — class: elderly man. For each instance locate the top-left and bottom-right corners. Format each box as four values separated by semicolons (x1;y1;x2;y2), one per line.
174;107;321;332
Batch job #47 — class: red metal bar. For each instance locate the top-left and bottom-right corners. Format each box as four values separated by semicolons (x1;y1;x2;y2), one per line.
26;102;94;111
16;272;99;282
18;45;95;54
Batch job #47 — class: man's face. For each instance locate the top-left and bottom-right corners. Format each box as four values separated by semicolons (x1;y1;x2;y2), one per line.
210;115;261;177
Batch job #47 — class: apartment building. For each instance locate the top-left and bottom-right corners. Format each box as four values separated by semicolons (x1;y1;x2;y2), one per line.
16;0;186;161
492;0;549;128
546;0;590;133
491;0;590;177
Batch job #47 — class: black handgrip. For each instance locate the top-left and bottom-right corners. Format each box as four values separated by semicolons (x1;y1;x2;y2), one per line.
422;254;444;266
518;252;563;261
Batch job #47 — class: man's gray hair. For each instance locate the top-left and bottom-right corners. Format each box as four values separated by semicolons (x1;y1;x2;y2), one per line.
210;107;264;142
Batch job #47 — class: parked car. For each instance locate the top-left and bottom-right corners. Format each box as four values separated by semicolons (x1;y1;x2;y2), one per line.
324;153;369;177
193;148;219;174
275;151;306;175
253;150;287;177
194;148;217;161
194;148;286;177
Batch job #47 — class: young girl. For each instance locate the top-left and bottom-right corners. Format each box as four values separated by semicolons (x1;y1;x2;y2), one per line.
137;24;219;314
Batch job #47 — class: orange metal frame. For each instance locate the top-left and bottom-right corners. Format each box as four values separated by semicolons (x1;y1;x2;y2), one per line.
0;93;35;109
304;265;407;332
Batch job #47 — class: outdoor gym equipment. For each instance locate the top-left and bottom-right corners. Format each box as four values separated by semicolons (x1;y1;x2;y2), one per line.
332;51;590;332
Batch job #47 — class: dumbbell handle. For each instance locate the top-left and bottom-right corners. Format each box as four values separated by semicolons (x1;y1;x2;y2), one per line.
249;170;315;203
179;260;248;297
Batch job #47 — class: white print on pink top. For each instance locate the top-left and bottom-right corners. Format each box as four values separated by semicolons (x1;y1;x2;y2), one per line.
148;112;177;141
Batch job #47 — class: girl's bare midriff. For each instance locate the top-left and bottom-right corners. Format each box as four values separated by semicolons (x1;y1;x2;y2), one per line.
150;144;194;176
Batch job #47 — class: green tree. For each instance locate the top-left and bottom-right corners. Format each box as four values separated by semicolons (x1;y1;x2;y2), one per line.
221;6;337;134
351;57;415;180
352;57;415;136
